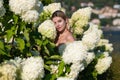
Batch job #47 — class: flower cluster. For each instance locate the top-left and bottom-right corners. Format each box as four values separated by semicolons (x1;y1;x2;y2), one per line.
95;52;112;74
0;62;17;80
70;7;92;35
57;22;112;79
38;20;56;40
0;0;6;17
21;57;44;80
9;0;43;23
60;41;95;79
82;23;103;50
43;3;64;14
0;57;44;80
97;39;113;52
39;3;65;22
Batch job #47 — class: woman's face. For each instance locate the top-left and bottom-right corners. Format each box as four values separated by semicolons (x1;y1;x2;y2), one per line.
52;17;66;33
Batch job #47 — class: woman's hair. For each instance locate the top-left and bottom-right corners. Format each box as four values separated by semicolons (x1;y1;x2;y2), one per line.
51;10;67;20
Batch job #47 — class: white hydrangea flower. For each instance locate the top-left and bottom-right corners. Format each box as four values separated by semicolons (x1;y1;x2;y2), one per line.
85;52;95;65
73;26;84;35
68;62;84;79
9;0;40;15
71;7;92;28
0;63;17;80
61;7;66;13
0;0;6;17
8;57;24;68
82;23;102;50
21;57;44;80
21;10;39;23
71;7;92;21
98;39;113;52
103;52;109;57
57;77;74;80
70;7;92;35
62;41;88;64
82;32;100;50
50;65;58;74
84;23;103;36
38;20;56;40
43;3;62;14
95;56;112;74
75;20;88;28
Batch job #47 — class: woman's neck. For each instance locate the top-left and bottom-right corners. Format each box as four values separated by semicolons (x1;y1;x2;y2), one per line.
58;28;69;36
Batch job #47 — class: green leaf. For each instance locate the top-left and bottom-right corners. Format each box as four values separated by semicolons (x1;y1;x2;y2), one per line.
58;61;65;76
0;40;4;50
44;64;51;71
13;15;18;24
92;70;98;80
6;29;14;42
24;29;30;41
26;42;30;47
50;74;56;80
65;64;71;73
49;41;56;48
0;49;6;55
45;61;58;65
43;74;56;80
43;39;49;46
35;39;42;46
44;46;50;56
49;55;61;60
16;38;25;52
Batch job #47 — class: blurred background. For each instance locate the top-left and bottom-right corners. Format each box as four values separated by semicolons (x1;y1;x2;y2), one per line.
44;0;120;80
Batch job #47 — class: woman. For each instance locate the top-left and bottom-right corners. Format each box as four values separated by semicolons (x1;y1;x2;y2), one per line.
51;10;75;46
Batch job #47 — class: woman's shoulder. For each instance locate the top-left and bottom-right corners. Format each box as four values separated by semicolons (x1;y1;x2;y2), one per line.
66;32;75;42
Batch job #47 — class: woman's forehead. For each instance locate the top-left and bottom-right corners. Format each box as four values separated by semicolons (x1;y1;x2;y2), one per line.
52;17;64;21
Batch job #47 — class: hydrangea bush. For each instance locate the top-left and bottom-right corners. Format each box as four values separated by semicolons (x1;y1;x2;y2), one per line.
0;0;113;80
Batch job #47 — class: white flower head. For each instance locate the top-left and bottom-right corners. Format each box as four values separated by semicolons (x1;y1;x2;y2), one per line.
9;0;40;15
73;26;84;35
68;62;84;79
0;63;17;80
71;7;92;28
85;52;95;65
82;23;102;50
21;10;39;23
38;20;56;40
43;3;62;14
95;56;112;74
62;41;88;64
98;39;113;52
103;52;109;57
21;57;44;80
50;65;58;74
